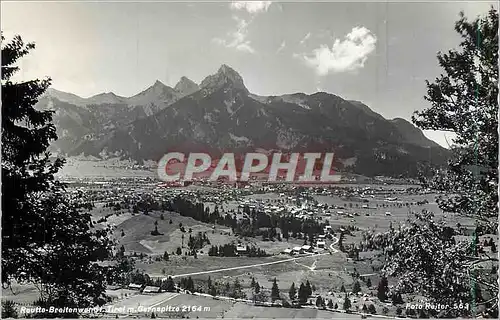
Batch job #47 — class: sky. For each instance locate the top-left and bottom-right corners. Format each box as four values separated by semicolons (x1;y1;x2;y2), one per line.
1;0;497;148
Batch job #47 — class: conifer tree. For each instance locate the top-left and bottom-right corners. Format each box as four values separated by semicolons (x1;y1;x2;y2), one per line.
377;277;389;301
1;34;113;311
353;280;361;294
289;282;297;300
271;278;280;301
327;299;333;309
343;295;351;311
384;8;498;318
298;283;308;304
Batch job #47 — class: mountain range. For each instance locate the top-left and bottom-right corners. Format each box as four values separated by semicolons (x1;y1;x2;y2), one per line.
37;64;449;177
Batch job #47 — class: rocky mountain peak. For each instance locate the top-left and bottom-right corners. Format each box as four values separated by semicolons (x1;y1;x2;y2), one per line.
174;76;199;97
153;80;166;88
44;88;87;106
87;92;126;105
146;80;174;94
126;80;177;110
200;64;248;94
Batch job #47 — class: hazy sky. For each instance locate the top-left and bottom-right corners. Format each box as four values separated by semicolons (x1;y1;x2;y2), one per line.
2;1;496;147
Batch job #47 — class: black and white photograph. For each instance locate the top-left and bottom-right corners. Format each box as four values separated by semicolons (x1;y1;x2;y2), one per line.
1;0;498;318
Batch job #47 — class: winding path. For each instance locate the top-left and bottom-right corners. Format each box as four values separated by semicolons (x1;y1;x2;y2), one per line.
162;236;340;280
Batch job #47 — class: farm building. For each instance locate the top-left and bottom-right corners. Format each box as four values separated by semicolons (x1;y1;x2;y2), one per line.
301;245;312;253
128;283;142;290
143;286;160;294
283;248;293;255
236;246;247;255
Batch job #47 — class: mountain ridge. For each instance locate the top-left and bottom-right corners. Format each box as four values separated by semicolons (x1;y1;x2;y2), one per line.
38;64;449;177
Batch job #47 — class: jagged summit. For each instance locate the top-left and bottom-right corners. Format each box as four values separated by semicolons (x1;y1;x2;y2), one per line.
127;80;178;110
200;64;248;94
92;92;120;98
87;92;126;105
153;80;166;88
218;64;237;74
44;88;87;106
217;64;245;83
135;80;174;96
174;76;199;97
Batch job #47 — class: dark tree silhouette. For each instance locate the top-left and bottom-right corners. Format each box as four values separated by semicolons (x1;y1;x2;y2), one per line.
352;280;361;293
289;282;297;301
271;278;280;301
377;277;389;301
384;8;498;318
1;35;113;313
343;295;351;311
162;277;176;292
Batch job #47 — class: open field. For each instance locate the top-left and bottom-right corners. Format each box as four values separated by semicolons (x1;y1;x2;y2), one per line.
9;173;487;319
105;291;180;312
154;293;234;318
223;302;360;318
136;252;336;279
103;208;312;258
56;158;155;179
1;282;40;304
107;293;362;318
313;194;476;231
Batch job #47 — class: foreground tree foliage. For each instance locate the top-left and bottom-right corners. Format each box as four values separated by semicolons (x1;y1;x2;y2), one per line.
1;35;114;316
384;8;498;318
412;8;499;235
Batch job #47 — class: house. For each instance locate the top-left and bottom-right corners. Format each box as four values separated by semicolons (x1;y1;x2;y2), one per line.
128;283;142;290
143;286;161;294
301;245;312;253
318;234;326;240
236;246;247;255
107;285;121;290
293;246;302;254
317;241;326;249
283;248;293;255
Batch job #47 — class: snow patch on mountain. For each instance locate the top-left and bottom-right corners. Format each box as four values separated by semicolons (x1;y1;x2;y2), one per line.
191;121;207;140
340;157;357;166
397;147;409;154
281;95;311;110
224;98;237;115
204;113;216;123
257;107;269;117
249;94;269;104
276;129;300;149
229;133;251;144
